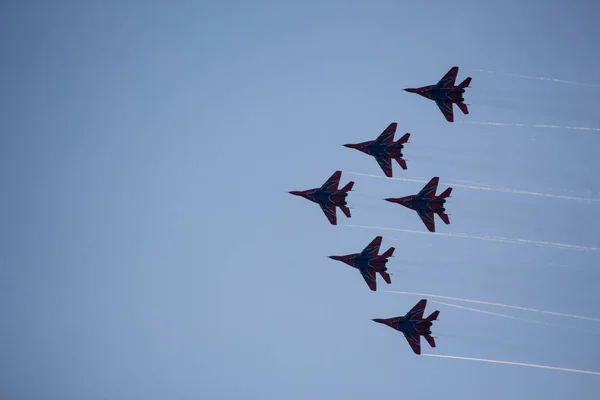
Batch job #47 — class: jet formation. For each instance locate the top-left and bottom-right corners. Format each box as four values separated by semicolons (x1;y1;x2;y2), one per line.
288;66;470;354
289;170;354;225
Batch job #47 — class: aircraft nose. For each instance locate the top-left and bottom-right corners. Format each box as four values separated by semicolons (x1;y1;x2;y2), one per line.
372;319;384;324
343;144;353;148
289;191;300;196
383;198;395;203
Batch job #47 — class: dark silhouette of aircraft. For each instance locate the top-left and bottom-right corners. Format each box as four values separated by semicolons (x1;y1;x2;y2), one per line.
343;122;410;177
372;299;440;355
384;177;452;232
328;236;394;291
289;171;354;225
404;66;471;122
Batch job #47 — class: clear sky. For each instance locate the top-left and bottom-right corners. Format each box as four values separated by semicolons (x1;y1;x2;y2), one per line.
1;1;599;399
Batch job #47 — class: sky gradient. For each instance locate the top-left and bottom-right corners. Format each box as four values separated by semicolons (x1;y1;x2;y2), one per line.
1;1;599;399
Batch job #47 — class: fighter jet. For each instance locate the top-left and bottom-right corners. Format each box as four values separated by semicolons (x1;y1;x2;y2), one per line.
404;66;471;122
328;236;394;291
384;177;452;232
289;170;354;225
372;299;439;355
343;122;410;177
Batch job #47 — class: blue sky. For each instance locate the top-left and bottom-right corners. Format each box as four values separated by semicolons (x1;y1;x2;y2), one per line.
1;1;599;399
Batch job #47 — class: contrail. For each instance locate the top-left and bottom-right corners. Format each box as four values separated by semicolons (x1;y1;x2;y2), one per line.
344;224;600;253
471;69;600;89
430;300;600;335
429;300;559;327
386;290;600;322
349;172;600;203
422;354;600;376
460;120;600;133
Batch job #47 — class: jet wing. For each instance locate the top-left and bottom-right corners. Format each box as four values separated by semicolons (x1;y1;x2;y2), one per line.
417;209;436;232
435;99;454;122
375;155;393;177
319;202;337;225
407;299;428;320
403;331;422;355
360;269;377;291
419;177;439;198
436;66;459;88
321;170;341;191
375;122;397;144
361;236;382;256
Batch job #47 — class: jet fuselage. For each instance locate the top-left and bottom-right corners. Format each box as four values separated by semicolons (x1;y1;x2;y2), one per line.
352;254;389;270
310;190;347;205
330;254;388;271
409;85;465;102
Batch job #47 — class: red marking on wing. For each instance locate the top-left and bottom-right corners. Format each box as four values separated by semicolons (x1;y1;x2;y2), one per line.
437;100;454;122
418;210;436;232
322;170;342;191
420;177;439;198
361;270;377;291
408;299;428;320
363;236;382;255
319;203;337;225
377;122;397;143
403;332;422;355
438;66;458;87
376;155;393;177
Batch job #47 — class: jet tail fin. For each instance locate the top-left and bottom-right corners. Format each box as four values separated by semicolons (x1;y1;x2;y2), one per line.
438;212;450;225
397;133;410;144
395;157;407;170
341;181;354;192
458;77;471;88
439;187;452;198
380;271;392;284
424;334;436;348
457;102;469;115
426;310;440;322
340;205;351;218
381;247;395;258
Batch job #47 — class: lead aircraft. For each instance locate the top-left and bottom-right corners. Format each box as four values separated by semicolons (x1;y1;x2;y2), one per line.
289;171;354;225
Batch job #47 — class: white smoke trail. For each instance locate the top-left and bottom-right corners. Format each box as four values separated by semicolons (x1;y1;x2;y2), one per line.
344;224;600;253
471;69;600;89
349;172;600;203
422;354;600;376
429;300;559;327
460;120;600;133
386;290;600;323
430;300;600;335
